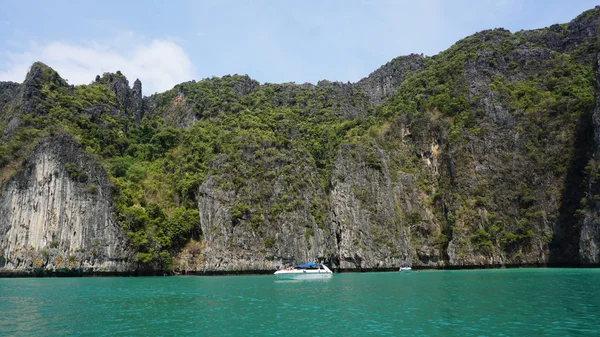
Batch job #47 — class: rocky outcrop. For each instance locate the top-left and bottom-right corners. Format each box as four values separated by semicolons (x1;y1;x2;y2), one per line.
580;217;600;263
329;140;443;269
517;6;600;60
19;62;69;116
0;82;20;114
131;79;144;122
0;81;21;137
0;134;134;272
356;54;425;105
581;52;600;264
184;143;337;271
95;72;144;121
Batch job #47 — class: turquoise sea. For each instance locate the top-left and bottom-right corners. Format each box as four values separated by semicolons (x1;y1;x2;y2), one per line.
1;268;600;336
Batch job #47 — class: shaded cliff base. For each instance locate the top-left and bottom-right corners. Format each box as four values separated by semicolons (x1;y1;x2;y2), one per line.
0;268;170;278
181;263;600;275
2;263;599;278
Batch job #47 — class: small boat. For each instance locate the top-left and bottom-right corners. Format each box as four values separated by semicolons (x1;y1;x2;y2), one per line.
274;263;333;280
399;263;412;272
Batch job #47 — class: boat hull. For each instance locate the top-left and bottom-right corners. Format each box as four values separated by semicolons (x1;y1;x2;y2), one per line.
275;271;333;280
274;263;333;280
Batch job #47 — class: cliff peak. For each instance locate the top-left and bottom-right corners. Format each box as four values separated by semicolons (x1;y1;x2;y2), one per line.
23;62;68;89
15;62;69;115
574;5;600;21
356;53;425;105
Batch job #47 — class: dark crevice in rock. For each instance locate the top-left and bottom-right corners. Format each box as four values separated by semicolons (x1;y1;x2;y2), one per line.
551;104;594;262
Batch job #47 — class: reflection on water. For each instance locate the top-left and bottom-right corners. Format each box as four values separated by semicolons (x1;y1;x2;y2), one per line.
1;269;600;336
274;278;332;284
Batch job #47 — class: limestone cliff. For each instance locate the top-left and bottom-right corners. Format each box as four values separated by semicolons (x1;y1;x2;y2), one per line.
181;139;336;272
581;52;600;264
330;139;443;269
2;7;600;276
0;134;134;272
356;54;425;105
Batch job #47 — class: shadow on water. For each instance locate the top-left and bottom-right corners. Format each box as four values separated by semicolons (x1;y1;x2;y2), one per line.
274;278;332;284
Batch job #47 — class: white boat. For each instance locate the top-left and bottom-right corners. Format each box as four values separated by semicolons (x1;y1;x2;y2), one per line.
400;264;412;272
274;263;333;280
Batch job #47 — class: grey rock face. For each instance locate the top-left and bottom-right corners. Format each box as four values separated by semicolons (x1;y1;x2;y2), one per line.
581;52;600;263
0;82;20;114
580;219;600;263
190;153;335;271
18;62;68;115
439;44;556;266
356;54;425;105
97;72;144;121
520;7;599;53
194;175;276;271
132;79;144;122
3;116;20;136
329;142;443;269
0;134;134;272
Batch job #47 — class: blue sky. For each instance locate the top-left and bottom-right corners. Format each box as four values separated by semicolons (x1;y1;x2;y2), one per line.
0;0;598;94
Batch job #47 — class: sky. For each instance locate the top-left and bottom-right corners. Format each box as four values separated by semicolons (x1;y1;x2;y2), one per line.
0;0;598;94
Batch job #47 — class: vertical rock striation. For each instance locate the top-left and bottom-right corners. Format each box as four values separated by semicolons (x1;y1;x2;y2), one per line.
0;134;134;272
330;141;443;269
581;52;600;264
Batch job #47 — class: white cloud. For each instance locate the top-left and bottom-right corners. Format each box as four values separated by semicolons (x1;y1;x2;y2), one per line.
0;35;195;94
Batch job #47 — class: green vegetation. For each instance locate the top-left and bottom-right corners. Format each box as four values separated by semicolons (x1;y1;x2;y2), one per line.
0;64;377;267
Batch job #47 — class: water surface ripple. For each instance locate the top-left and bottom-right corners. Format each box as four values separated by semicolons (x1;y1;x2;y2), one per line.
1;269;599;336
